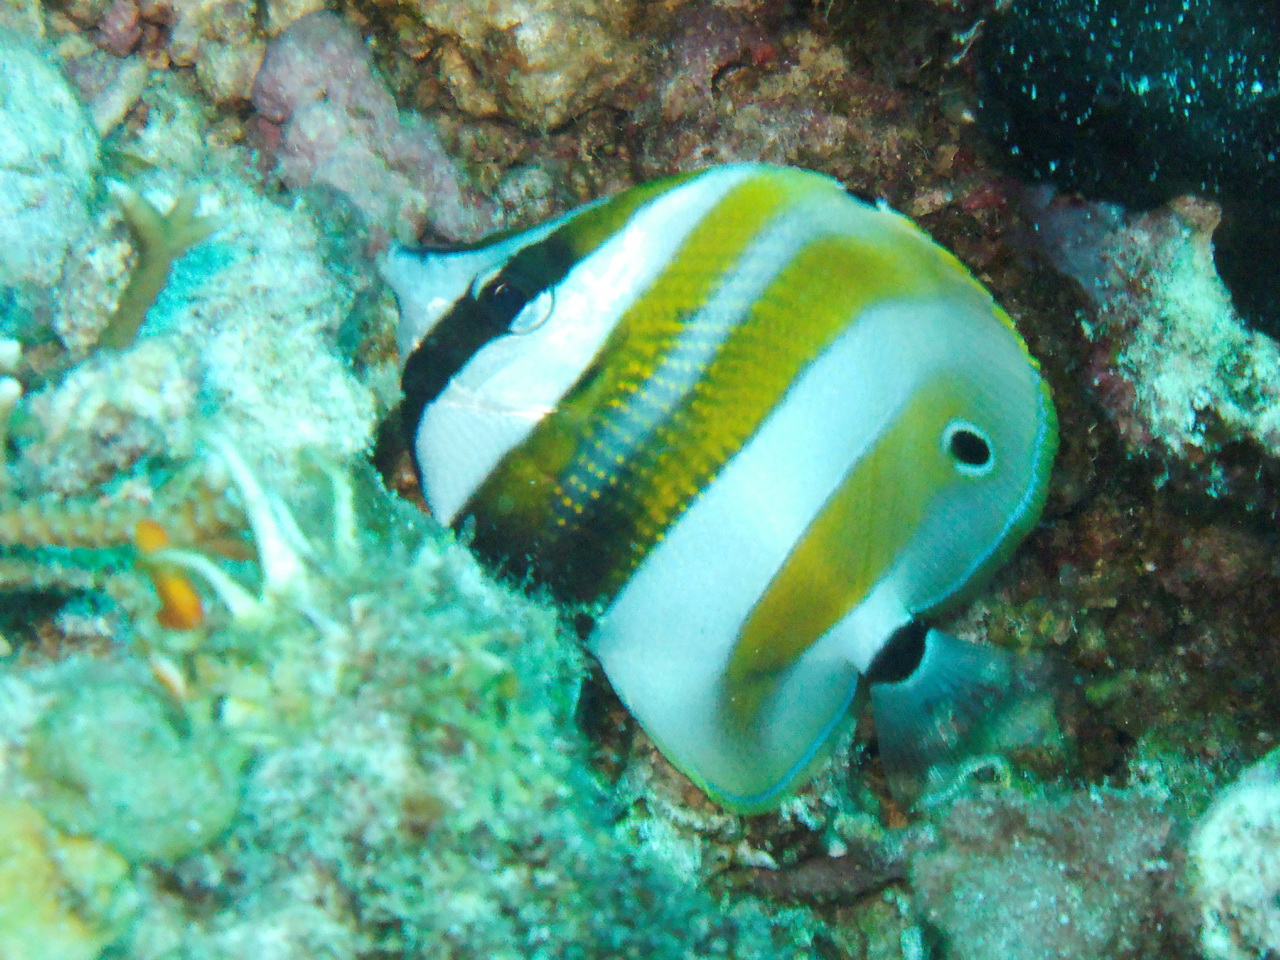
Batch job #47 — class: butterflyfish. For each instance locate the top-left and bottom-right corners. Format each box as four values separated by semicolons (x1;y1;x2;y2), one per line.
382;163;1058;811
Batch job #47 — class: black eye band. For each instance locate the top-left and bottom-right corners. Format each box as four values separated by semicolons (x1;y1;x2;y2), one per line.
399;234;575;455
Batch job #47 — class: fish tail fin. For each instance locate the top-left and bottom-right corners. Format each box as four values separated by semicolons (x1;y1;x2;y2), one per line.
868;627;1053;808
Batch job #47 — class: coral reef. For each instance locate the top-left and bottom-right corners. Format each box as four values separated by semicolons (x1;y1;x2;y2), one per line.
163;0;265;103
51;0;288;105
0;0;1276;958
1018;189;1280;480
4;445;823;958
639;5;918;188
978;0;1280;489
0;25;826;956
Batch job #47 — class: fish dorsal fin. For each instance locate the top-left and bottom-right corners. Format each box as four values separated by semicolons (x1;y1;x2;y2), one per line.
868;627;1056;806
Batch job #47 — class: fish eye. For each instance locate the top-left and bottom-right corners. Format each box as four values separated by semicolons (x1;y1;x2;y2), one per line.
508;288;555;334
471;266;554;335
942;420;994;475
480;279;531;320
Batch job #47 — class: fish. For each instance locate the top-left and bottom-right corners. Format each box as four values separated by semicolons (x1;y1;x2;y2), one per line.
381;162;1058;811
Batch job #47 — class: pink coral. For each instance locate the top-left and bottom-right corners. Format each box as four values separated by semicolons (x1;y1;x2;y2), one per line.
251;12;501;244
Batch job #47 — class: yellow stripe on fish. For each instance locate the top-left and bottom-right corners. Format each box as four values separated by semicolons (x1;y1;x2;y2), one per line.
382;163;1057;811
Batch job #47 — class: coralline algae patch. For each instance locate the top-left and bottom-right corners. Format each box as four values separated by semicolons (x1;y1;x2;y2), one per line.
249;12;504;245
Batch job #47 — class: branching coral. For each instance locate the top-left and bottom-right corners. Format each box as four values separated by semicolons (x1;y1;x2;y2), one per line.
99;182;219;350
0;339;248;632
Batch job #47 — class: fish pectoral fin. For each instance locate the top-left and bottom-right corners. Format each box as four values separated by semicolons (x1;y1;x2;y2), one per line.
868;629;1056;808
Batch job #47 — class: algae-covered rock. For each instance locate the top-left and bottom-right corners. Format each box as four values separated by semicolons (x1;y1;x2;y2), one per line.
25;662;246;863
0;797;138;960
1187;747;1280;960
18;155;379;498
0;36;100;291
909;785;1176;960
413;0;644;130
